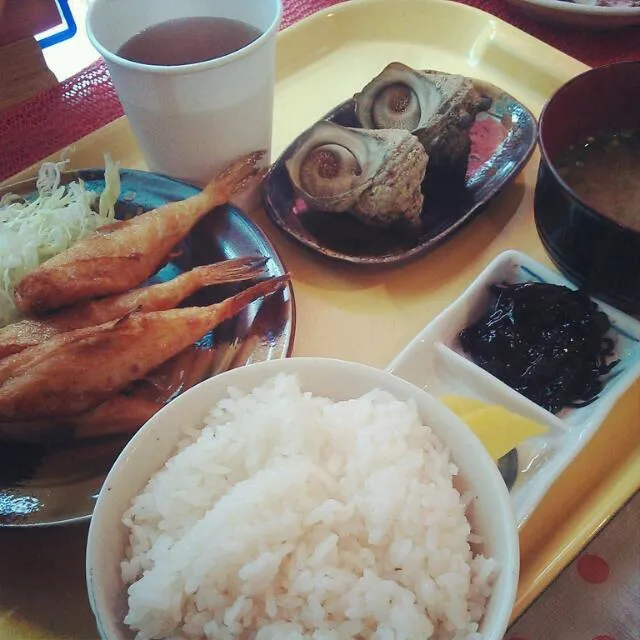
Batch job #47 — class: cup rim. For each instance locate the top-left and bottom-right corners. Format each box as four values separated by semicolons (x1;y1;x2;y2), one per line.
86;0;283;76
537;60;640;237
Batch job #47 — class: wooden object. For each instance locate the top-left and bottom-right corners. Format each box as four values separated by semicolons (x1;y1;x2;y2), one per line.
0;0;61;46
0;0;61;108
0;36;58;108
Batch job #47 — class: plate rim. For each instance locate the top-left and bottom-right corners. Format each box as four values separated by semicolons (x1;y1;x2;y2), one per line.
0;167;297;528
508;0;640;16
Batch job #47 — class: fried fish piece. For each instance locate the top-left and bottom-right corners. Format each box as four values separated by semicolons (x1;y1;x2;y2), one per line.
0;276;288;421
0;257;269;358
14;151;265;314
0;394;162;443
70;394;161;439
0;346;218;443
134;345;216;405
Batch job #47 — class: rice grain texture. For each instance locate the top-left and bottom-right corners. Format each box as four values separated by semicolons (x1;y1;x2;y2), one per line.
121;373;497;640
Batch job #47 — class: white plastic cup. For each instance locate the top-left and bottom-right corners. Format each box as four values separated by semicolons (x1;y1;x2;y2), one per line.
86;0;282;186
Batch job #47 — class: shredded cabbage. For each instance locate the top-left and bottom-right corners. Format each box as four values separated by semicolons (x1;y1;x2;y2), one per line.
0;155;121;327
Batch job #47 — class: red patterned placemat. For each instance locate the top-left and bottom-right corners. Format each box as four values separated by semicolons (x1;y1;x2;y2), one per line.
1;0;639;183
0;59;121;182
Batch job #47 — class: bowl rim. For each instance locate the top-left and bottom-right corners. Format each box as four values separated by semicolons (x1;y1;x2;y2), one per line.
86;356;520;640
537;60;640;237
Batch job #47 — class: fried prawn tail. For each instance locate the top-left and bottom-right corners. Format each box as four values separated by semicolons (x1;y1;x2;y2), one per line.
204;150;267;203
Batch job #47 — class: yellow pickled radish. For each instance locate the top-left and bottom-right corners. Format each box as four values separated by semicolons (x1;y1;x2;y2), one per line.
439;395;488;417
440;395;548;461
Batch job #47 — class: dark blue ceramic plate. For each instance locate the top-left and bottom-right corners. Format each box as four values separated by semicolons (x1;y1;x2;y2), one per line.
262;79;537;265
0;169;295;527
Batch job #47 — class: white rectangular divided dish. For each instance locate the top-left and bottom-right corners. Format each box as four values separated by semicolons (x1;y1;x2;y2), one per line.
387;250;640;527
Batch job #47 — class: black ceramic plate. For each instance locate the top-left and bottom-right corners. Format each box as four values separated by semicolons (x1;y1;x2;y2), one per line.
0;169;295;527
263;79;537;265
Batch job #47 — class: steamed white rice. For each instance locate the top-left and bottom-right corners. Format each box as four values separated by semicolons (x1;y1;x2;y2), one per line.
121;373;498;640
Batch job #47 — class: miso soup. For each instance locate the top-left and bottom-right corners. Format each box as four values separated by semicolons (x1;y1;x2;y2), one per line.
555;129;640;232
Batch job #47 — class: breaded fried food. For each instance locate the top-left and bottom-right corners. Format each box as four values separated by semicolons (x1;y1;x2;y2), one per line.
0;276;288;421
0;257;268;357
14;151;265;314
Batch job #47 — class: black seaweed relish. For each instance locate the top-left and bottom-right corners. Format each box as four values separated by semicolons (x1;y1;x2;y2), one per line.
458;282;619;414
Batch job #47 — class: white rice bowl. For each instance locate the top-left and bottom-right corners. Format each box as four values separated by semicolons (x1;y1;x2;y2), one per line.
87;358;519;640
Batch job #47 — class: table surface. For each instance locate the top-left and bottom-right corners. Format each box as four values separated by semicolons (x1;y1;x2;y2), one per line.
507;491;639;640
0;1;639;639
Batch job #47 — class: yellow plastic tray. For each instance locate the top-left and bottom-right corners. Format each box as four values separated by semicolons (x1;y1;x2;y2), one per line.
269;0;640;618
1;0;638;637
